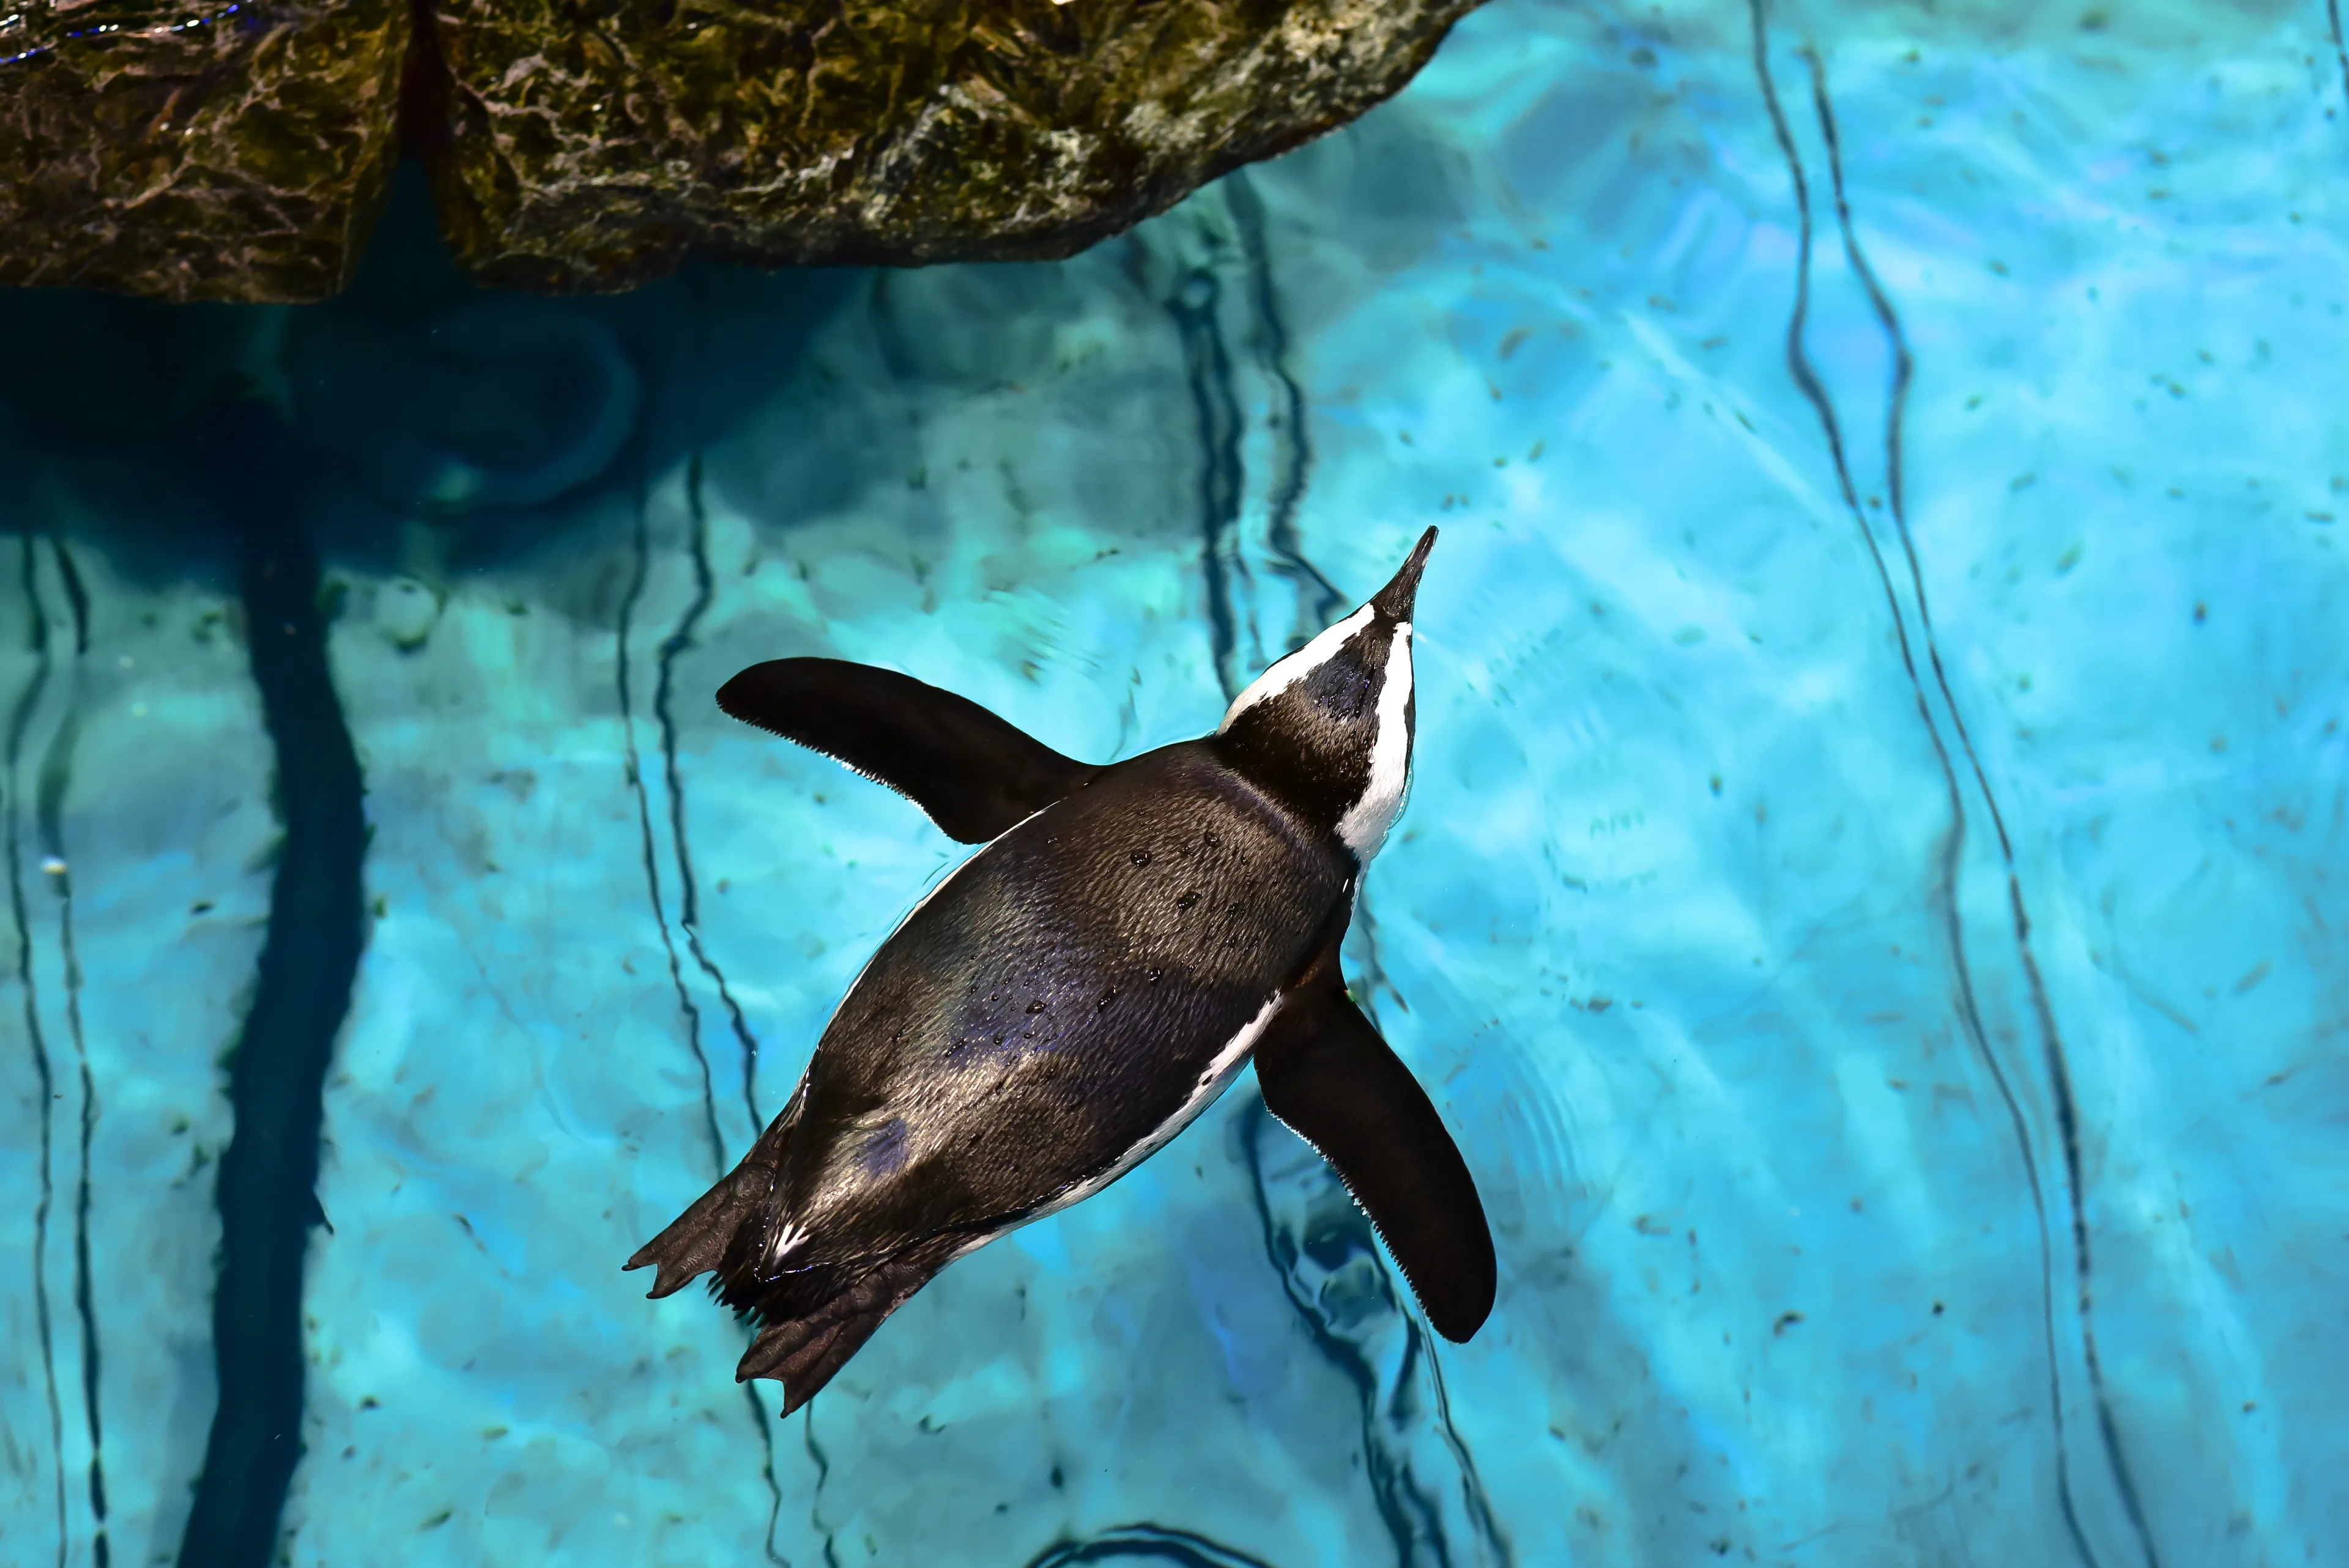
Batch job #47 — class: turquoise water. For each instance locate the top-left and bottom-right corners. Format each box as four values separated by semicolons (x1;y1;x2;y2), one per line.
4;1;2346;1564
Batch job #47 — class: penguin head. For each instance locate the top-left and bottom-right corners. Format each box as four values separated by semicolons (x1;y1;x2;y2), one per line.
1215;527;1435;861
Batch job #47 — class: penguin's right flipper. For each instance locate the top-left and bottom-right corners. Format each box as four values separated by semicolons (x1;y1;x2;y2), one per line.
718;658;1095;843
1253;972;1497;1343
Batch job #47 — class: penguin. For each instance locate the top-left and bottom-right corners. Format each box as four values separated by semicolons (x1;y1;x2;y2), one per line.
627;526;1494;1414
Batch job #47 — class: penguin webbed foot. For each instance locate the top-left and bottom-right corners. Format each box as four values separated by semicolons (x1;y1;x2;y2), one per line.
735;1240;960;1416
625;1126;789;1299
716;658;1096;844
1252;972;1498;1344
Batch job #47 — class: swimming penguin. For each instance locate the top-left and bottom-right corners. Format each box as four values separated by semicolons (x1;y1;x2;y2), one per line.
627;526;1494;1413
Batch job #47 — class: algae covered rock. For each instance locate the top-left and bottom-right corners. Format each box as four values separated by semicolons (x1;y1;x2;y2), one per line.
0;0;1483;300
0;0;410;302
416;0;1487;292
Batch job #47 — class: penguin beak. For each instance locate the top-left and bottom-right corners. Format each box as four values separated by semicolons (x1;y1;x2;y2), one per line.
1370;527;1438;622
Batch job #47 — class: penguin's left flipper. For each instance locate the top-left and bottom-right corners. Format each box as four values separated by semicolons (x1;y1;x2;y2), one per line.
718;658;1095;843
1253;972;1498;1343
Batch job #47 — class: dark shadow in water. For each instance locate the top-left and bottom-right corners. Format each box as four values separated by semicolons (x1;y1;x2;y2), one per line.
173;405;366;1568
1022;1522;1285;1567
0;168;859;1567
0;163;859;586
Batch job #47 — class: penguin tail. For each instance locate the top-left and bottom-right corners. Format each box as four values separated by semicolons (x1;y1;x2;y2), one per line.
626;1094;969;1413
733;1236;964;1416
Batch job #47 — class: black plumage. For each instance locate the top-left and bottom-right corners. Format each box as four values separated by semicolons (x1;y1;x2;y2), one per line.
628;527;1495;1414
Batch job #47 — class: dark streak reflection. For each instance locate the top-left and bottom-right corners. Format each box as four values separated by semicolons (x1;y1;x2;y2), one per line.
1241;1097;1509;1568
656;453;766;1136
7;534;68;1568
742;1383;790;1568
1023;1522;1284;1568
35;537;108;1568
51;538;89;656
1749;10;2154;1567
617;481;725;1176
2329;0;2349;113
1167;259;1249;700
1176;199;1502;1568
1799;51;2160;1568
804;1406;843;1568
1225;171;1346;641
618;466;790;1561
1749;12;2079;1557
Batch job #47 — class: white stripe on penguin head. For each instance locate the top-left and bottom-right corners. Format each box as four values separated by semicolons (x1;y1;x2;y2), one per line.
1335;621;1413;856
1217;604;1376;734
